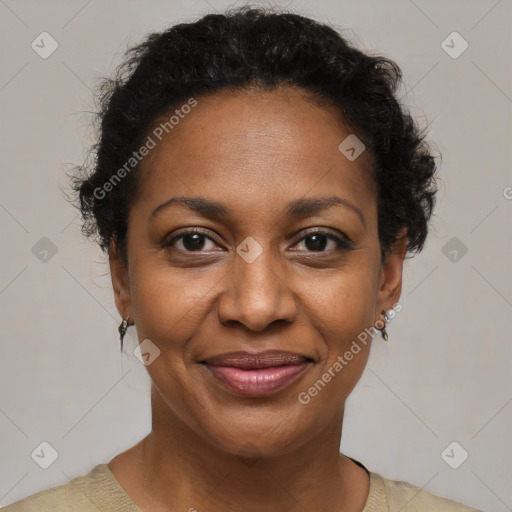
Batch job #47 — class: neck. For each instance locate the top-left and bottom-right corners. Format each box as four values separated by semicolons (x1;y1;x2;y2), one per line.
112;386;370;512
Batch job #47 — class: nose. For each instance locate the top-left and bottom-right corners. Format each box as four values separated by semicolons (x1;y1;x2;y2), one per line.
216;245;297;332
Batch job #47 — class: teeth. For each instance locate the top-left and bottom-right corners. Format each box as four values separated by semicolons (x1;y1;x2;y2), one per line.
224;362;304;370
201;354;311;369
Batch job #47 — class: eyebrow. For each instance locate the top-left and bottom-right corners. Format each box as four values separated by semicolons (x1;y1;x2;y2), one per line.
286;196;365;227
151;195;365;227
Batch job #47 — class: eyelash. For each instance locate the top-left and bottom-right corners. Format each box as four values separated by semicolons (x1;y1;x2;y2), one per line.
162;227;354;254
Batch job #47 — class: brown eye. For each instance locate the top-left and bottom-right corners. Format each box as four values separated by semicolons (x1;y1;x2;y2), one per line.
163;229;220;252
303;233;330;251
179;233;209;251
291;230;353;253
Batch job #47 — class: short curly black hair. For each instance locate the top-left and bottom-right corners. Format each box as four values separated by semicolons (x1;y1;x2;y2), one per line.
71;5;438;265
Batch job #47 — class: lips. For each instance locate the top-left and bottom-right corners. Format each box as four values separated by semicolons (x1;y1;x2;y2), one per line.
198;350;313;396
202;350;312;369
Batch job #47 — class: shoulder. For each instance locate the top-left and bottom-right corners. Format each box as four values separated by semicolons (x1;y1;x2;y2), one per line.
366;471;483;512
1;480;69;512
0;464;140;512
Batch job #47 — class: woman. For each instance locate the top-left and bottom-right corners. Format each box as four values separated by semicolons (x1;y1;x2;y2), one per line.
2;6;482;511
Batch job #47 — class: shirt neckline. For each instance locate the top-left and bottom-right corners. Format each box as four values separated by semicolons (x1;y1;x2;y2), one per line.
95;459;386;512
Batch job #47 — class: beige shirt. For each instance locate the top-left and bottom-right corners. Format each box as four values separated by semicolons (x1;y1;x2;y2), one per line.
1;462;482;511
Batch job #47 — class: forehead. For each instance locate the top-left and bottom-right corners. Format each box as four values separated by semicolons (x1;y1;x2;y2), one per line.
134;86;377;221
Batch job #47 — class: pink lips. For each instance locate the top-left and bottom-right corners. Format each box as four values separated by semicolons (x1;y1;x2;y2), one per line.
199;350;312;396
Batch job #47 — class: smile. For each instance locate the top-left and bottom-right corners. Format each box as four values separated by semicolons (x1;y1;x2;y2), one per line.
201;362;310;396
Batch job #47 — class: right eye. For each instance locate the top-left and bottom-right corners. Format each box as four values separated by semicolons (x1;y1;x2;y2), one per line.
162;229;223;253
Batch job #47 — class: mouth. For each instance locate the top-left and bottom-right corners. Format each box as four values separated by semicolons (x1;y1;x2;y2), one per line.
197;350;314;397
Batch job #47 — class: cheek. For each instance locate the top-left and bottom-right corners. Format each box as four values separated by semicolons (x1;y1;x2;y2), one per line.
302;257;378;341
299;261;377;395
129;258;225;345
296;305;373;413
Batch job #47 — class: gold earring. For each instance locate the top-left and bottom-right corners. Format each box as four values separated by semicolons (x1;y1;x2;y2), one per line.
118;316;132;351
379;309;389;342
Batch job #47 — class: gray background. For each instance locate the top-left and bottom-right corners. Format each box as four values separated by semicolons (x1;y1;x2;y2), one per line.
0;0;511;510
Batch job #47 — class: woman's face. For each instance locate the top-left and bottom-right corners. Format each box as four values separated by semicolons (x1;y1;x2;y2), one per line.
110;86;406;458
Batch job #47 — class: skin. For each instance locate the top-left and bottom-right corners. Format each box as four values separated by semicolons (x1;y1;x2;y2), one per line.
108;86;407;512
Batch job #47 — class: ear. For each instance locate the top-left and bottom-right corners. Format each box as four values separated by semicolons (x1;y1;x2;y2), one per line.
375;228;408;320
109;240;132;319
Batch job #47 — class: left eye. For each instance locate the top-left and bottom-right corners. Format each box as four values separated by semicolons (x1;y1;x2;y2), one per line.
292;231;351;252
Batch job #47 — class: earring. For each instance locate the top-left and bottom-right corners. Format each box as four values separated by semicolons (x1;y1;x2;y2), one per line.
379;309;389;342
118;316;132;351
